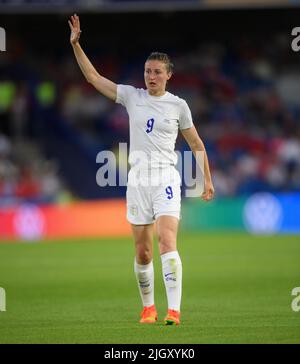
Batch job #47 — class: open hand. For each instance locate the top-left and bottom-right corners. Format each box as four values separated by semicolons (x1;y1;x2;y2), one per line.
68;13;82;45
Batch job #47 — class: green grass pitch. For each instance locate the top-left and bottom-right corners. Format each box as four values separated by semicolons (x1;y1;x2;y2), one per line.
0;232;299;343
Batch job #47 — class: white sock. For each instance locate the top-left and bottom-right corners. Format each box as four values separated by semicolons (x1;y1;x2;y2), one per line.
161;251;182;312
134;259;154;307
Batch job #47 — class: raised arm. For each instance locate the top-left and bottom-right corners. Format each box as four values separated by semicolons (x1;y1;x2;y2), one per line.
181;126;215;201
68;14;117;101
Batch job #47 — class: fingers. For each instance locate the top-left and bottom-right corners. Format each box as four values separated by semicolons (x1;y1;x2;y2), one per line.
69;14;80;29
73;14;80;28
68;20;73;31
71;15;76;28
202;195;212;202
201;194;210;202
201;189;214;201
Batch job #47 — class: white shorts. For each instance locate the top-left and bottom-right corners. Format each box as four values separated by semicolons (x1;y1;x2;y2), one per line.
126;167;181;225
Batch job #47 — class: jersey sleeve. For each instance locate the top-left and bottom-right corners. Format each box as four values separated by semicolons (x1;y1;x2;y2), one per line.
179;99;194;130
115;84;136;107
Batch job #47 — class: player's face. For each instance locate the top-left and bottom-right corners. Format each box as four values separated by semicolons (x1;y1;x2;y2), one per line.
144;60;172;96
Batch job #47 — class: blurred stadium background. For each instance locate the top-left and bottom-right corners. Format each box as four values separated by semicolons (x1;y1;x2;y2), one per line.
0;0;300;344
1;0;300;239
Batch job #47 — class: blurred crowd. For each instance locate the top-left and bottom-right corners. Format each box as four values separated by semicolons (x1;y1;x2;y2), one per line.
1;29;300;205
0;133;72;206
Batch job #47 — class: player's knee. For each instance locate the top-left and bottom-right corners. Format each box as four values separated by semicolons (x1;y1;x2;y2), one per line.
136;247;152;264
158;231;176;253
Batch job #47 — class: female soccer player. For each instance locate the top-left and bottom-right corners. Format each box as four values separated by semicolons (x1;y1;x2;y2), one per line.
69;14;214;325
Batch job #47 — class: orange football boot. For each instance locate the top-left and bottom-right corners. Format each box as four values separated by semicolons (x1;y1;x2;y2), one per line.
164;309;180;325
139;304;158;324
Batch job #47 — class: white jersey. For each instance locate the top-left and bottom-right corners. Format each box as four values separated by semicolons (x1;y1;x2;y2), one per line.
116;85;193;170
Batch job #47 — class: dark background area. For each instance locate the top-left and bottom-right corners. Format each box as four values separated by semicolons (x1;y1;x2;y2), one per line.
2;8;300;56
1;6;300;202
